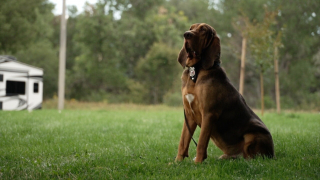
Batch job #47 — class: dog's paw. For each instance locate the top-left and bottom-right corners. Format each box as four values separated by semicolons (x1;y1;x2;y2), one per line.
218;154;228;159
193;156;206;164
175;155;184;162
219;154;238;160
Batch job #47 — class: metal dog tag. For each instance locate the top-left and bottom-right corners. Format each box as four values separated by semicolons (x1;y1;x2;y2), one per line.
189;67;195;77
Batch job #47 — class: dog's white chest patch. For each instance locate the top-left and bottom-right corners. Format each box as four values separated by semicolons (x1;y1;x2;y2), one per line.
185;94;194;104
185;94;195;114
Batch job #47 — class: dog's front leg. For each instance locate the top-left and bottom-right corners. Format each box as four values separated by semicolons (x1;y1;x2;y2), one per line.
175;117;197;162
194;114;214;163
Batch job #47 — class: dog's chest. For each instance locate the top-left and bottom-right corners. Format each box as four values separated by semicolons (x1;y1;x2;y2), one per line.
184;93;195;113
182;79;202;125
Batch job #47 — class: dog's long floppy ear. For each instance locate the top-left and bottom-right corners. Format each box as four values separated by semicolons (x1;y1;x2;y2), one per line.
177;45;187;68
201;31;221;70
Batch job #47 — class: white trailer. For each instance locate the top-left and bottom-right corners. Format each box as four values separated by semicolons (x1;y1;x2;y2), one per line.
0;56;43;111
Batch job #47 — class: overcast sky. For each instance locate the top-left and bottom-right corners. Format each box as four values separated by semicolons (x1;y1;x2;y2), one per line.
49;0;98;15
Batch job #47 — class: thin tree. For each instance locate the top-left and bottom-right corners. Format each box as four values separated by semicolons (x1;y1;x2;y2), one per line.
233;16;250;95
274;31;283;113
58;0;67;111
246;8;277;115
239;37;247;95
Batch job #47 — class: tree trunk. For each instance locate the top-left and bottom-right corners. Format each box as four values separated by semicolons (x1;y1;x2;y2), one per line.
274;46;281;113
58;0;67;111
239;37;247;95
260;69;264;116
152;87;158;104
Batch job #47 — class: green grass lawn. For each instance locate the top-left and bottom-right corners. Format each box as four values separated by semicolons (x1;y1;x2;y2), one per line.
0;107;319;179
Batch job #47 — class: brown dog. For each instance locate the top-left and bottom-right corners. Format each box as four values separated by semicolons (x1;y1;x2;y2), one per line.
175;23;274;163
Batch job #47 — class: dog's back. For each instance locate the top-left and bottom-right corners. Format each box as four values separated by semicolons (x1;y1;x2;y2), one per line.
207;67;275;158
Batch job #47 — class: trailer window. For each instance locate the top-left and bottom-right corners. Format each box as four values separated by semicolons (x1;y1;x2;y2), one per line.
34;83;39;93
6;80;26;95
0;74;3;82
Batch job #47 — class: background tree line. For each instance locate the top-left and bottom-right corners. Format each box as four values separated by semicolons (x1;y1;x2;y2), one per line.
0;0;319;110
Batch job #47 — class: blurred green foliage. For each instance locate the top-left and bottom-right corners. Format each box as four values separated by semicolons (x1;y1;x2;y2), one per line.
0;0;319;110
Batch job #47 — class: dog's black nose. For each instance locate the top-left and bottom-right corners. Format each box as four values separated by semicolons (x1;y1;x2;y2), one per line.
184;31;193;39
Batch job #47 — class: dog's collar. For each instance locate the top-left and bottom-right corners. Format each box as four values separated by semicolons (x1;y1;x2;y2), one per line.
189;66;198;82
189;61;220;83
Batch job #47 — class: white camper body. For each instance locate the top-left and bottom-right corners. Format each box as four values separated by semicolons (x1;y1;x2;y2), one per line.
0;56;43;111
